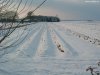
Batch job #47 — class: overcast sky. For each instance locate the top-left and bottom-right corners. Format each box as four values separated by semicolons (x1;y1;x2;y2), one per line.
17;0;100;20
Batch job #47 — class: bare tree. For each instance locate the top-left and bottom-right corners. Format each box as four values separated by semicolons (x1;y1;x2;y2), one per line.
0;0;47;57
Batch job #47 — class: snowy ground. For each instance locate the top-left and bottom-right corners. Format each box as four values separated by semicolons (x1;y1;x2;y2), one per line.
0;21;100;75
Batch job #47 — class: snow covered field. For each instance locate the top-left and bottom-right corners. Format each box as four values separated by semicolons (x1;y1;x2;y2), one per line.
0;21;100;75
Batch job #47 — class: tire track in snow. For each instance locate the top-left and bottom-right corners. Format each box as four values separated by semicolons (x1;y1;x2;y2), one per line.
18;24;45;58
7;24;42;59
40;24;67;58
49;26;72;58
55;25;100;59
1;23;100;75
5;24;40;53
54;29;79;57
49;23;79;57
34;25;48;58
42;24;57;57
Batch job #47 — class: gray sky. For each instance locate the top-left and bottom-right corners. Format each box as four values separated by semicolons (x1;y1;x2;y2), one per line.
16;0;100;20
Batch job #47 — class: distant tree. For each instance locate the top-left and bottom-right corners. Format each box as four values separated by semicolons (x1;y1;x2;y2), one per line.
0;11;19;20
27;11;33;17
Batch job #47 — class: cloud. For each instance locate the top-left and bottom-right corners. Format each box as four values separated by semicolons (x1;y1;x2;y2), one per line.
55;0;83;3
14;0;100;20
34;7;79;20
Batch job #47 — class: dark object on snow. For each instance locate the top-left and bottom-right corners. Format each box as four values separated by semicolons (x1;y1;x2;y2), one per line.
60;50;64;52
86;66;94;75
57;44;61;48
97;62;100;66
95;71;100;75
57;44;64;52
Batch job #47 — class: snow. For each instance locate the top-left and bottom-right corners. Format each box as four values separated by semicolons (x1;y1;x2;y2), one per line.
56;21;100;46
0;21;100;75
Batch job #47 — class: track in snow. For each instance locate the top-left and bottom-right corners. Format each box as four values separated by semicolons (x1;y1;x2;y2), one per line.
0;22;100;75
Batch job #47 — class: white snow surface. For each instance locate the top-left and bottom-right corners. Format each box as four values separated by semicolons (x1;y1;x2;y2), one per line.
0;21;100;75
